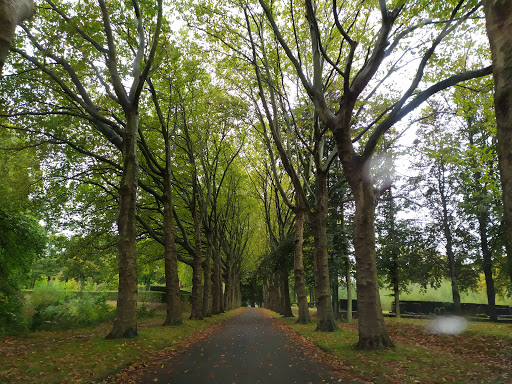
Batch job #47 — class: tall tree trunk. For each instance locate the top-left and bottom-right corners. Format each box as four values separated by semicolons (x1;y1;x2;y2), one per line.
469;128;498;322
345;257;352;323
393;269;400;318
224;254;232;311
313;168;337;331
478;209;497;321
389;187;400;318
189;182;203;320
351;169;393;348
281;270;293;317
162;163;182;326
212;243;222;314
294;207;310;323
202;231;213;317
504;231;512;286
332;279;339;320
107;111;139;339
439;170;461;314
483;1;512;266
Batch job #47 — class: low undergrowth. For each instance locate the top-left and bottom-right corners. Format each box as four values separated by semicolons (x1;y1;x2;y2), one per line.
271;309;512;384
0;307;243;383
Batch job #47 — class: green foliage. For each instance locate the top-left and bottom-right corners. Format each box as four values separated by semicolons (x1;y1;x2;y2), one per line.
0;209;46;335
28;281;115;331
0;291;28;336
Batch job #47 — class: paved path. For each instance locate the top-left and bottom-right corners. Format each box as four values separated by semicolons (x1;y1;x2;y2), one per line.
139;308;340;383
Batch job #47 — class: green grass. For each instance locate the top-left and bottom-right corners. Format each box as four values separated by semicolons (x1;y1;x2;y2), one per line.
270;308;512;384
0;307;243;384
375;280;512;312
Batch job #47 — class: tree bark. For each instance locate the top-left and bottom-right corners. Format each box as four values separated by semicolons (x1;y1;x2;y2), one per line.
294;207;311;323
484;0;512;261
107;110;139;339
212;240;223;314
332;279;339;320
202;230;213;317
162;157;182;326
478;209;497;321
389;187;400;318
223;254;232;311
351;166;393;349
0;0;35;73
345;257;352;323
312;168;337;331
190;195;203;320
438;164;461;314
281;270;293;317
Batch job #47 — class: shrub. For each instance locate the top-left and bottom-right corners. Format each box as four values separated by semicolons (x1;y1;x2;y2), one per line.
137;303;156;319
0;291;28;336
30;291;115;331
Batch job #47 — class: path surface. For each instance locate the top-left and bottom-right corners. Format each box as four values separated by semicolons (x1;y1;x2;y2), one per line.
139;308;342;383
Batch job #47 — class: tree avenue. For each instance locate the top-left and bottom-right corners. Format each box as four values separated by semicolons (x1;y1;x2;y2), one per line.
253;0;493;348
1;0;511;355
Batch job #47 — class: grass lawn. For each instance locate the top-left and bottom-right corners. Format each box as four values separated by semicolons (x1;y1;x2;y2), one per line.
0;306;243;384
270;308;512;384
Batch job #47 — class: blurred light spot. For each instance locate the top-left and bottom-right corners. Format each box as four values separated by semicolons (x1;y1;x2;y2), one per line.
426;315;468;335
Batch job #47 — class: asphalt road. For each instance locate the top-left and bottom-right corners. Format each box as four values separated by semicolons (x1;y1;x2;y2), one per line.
139;307;340;383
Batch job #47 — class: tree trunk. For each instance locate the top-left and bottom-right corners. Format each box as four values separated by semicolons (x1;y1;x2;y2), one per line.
202;231;213;317
294;207;311;323
190;210;203;319
212;243;223;314
478;210;497;321
162;160;182;326
107;110;139;339
345;257;352;323
0;0;35;73
281;270;293;317
332;279;339;320
223;255;232;311
351;169;393;349
504;231;512;286
312;168;337;331
389;187;400;318
483;1;512;263
393;273;400;318
439;169;462;314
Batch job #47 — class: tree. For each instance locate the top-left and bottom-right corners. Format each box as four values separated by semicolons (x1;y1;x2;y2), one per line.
243;9;336;328
7;0;163;338
0;0;34;73
258;0;492;349
483;1;512;287
452;83;500;321
0;129;46;334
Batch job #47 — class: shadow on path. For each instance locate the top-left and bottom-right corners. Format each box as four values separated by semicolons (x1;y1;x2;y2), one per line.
139;307;346;383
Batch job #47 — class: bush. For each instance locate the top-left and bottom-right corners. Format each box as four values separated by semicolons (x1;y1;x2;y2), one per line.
0;291;28;336
31;292;115;331
137;303;156;319
27;281;115;331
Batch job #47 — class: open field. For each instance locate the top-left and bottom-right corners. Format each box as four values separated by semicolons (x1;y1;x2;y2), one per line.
0;306;243;384
272;307;512;384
